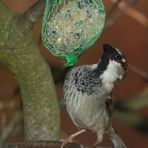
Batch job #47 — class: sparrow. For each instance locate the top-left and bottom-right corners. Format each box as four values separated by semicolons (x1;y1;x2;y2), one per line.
62;43;127;148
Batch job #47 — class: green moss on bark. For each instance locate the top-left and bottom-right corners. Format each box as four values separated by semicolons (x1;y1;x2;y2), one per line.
0;1;60;141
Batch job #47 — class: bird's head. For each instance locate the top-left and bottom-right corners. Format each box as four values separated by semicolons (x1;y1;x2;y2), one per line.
102;43;127;80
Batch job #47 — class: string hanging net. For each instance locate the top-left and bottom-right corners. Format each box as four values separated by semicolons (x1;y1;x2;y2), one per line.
42;0;105;67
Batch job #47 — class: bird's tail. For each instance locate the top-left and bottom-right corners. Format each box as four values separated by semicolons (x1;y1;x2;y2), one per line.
107;125;127;148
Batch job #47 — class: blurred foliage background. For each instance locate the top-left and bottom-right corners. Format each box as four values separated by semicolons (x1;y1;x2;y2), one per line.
0;0;148;147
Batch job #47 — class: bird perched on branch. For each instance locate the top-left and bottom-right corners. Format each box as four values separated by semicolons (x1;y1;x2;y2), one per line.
62;44;127;148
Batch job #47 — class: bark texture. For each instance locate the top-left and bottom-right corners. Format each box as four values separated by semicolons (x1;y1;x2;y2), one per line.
0;0;60;141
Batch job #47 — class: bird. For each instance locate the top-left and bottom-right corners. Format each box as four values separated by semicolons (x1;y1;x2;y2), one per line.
62;43;127;148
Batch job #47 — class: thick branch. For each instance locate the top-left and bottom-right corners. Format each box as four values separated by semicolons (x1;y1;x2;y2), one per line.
0;1;60;141
0;1;18;48
0;141;82;148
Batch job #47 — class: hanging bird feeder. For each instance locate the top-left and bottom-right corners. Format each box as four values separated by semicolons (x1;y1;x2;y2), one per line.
42;0;106;67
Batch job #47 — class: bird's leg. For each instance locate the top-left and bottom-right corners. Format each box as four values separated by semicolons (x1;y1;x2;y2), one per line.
60;129;86;148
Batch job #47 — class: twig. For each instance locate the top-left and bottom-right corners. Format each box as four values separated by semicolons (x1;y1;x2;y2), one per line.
107;0;123;17
106;0;139;28
21;0;45;28
107;0;148;27
129;63;148;83
0;111;21;143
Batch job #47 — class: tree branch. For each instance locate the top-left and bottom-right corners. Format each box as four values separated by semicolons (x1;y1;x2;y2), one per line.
20;0;45;29
107;0;123;17
0;141;82;148
0;111;21;143
0;0;60;141
106;0;148;28
129;63;148;83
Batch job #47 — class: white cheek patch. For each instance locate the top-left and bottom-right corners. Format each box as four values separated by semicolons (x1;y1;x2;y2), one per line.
101;60;123;81
110;60;121;67
100;60;125;93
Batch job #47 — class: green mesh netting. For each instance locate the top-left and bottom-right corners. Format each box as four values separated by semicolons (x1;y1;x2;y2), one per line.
42;0;105;67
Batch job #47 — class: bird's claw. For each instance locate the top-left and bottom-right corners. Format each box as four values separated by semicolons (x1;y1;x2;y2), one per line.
60;137;73;148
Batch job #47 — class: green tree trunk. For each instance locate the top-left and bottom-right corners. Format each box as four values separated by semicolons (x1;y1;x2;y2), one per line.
0;1;60;141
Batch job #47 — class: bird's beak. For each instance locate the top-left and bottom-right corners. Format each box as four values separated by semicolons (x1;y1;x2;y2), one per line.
122;59;128;71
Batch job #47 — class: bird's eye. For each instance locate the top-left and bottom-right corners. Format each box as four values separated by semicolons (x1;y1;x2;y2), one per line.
116;55;122;60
